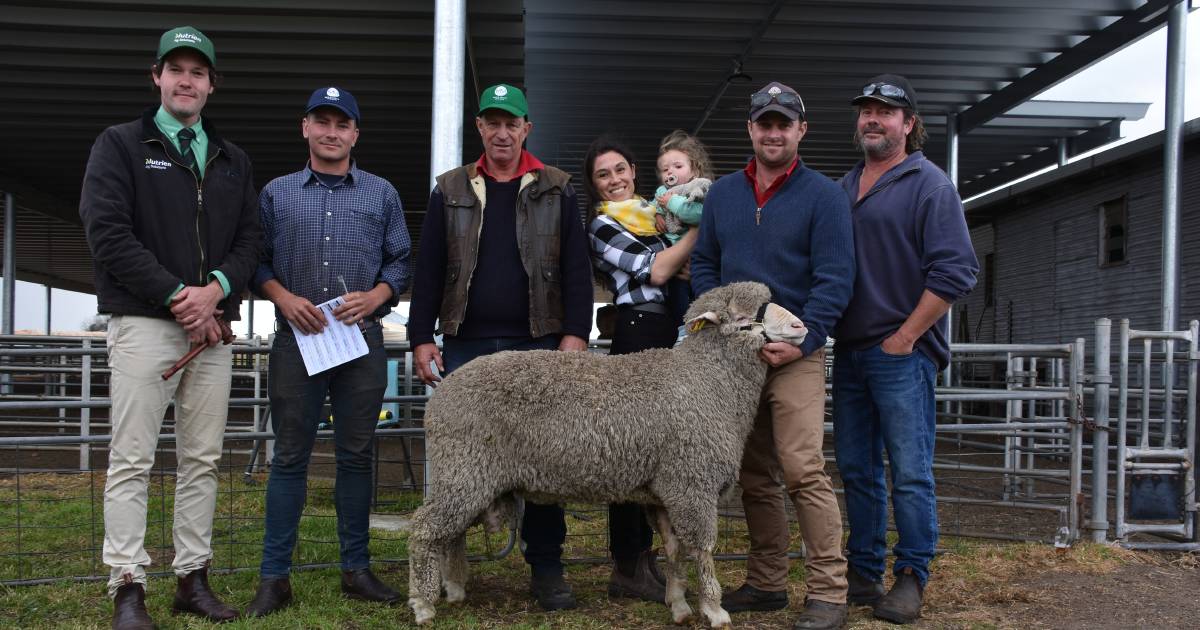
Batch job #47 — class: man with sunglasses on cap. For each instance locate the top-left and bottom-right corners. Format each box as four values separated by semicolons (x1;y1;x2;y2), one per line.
833;74;977;624
692;81;854;630
408;83;593;611
243;87;411;617
79;26;261;628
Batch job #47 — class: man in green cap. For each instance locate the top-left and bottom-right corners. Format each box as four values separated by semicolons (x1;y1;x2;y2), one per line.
79;25;260;629
408;84;597;610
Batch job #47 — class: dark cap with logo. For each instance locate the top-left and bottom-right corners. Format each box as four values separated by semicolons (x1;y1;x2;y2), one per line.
852;73;918;111
748;81;806;121
306;87;361;122
157;26;216;68
477;83;529;118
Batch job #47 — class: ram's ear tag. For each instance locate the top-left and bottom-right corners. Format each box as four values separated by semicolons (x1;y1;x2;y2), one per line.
687;319;707;333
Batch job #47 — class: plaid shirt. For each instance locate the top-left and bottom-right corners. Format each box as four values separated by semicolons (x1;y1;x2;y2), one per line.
254;162;411;317
588;214;668;305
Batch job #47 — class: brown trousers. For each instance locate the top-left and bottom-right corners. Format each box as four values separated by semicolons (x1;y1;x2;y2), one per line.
738;349;848;603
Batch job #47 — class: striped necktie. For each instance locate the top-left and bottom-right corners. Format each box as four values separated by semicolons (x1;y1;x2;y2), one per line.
177;127;201;181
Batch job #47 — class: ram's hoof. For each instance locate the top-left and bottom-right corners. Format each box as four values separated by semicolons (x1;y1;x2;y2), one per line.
410;598;436;624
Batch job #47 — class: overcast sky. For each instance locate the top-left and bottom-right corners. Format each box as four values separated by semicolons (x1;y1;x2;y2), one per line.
4;10;1198;337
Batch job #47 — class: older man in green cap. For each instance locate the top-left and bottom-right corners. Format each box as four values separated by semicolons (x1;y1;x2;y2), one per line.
408;84;605;610
79;25;260;629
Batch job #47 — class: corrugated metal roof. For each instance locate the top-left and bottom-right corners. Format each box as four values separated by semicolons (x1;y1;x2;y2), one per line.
0;0;1180;295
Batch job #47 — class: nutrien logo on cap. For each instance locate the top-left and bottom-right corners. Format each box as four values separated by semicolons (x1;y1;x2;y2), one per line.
325;88;340;101
174;32;201;45
493;85;508;100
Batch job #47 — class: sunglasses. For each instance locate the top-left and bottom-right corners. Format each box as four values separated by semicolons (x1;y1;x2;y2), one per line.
749;91;806;118
861;82;910;105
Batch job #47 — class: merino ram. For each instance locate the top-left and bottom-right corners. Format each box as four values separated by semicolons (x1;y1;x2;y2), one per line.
406;282;807;628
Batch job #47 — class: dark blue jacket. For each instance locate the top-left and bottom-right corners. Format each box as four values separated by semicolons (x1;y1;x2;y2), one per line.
835;151;979;369
691;161;855;357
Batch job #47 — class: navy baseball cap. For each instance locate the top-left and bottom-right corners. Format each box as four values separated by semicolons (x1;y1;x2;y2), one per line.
306;87;360;122
852;74;918;111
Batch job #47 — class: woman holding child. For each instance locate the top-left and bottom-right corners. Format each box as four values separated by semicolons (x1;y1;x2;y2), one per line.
582;131;713;601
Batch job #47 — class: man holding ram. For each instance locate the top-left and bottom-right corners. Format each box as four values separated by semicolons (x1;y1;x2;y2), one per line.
691;80;855;630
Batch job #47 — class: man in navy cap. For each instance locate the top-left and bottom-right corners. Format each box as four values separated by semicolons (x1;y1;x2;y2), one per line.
79;25;260;628
833;74;977;624
244;86;411;617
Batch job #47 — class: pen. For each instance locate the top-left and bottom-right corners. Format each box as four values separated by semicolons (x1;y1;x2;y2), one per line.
338;275;350;295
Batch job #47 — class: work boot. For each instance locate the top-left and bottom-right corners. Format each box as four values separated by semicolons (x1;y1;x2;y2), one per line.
720;582;788;613
172;564;238;622
608;549;667;602
529;572;577;611
873;568;924;624
111;581;154;630
244;577;293;618
341;568;401;604
847;567;885;606
793;598;848;629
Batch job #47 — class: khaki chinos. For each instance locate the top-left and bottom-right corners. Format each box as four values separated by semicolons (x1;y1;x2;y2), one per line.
737;348;848;603
102;315;232;596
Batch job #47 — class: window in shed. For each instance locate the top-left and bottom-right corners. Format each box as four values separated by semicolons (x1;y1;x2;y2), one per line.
1099;196;1128;266
984;253;995;307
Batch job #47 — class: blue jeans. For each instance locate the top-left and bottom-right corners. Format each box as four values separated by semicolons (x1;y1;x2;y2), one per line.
832;344;938;586
442;334;567;577
260;323;387;577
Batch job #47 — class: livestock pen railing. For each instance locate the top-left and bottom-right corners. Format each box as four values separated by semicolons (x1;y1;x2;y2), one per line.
3;328;1193;586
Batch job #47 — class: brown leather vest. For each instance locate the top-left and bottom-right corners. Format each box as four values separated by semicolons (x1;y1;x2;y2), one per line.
433;162;572;338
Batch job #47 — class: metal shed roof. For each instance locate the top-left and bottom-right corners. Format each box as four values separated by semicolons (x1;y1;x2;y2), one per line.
0;0;1180;296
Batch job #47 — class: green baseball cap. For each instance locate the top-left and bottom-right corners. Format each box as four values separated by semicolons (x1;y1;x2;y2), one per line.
157;26;216;68
477;83;528;118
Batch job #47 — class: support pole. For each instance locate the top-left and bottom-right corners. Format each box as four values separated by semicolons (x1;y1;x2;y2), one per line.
944;112;959;389
45;283;51;335
430;0;466;191
1090;318;1112;542
1161;0;1186;332
1057;138;1069;167
3;191;14;336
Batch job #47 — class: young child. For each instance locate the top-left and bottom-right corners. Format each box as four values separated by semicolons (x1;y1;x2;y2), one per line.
654;130;713;243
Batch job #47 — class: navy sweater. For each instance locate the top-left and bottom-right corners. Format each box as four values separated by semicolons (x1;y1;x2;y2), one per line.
691;161;855;357
834;151;979;369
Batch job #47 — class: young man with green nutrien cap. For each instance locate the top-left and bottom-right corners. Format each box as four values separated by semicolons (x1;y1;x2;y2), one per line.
79;25;261;629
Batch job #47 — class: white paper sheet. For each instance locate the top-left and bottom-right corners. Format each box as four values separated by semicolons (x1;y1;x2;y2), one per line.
288;296;369;376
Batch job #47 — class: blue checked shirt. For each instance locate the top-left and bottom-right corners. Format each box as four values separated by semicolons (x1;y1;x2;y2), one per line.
254;162;411;318
588;214;668;305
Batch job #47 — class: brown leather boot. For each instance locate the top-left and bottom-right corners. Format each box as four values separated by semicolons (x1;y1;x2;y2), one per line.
608;549;667;602
111;581;154;630
873;568;924;624
244;577;293;618
172;564;238;622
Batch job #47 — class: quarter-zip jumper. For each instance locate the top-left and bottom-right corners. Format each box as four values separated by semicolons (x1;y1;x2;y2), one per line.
691;158;855;357
834;150;979;369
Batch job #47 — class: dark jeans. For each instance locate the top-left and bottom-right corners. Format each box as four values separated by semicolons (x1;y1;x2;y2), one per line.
441;334;567;577
608;305;678;561
832;344;939;586
259;323;387;577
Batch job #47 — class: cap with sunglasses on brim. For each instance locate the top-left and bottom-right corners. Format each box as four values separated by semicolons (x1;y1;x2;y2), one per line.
306;86;361;122
852;73;918;111
478;83;529;119
749;81;806;121
157;26;216;68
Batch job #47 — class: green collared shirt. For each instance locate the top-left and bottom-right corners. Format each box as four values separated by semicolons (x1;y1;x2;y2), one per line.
153;106;208;179
154;106;229;304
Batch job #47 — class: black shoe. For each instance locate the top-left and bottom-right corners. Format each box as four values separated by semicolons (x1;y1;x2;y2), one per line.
793;598;848;629
529;572;578;611
873;569;924;624
847;567;885;606
244;577;293;618
720;582;788;613
341;568;400;604
172;564;238;622
111;582;155;630
608;550;666;603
